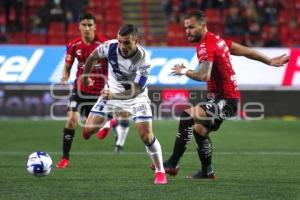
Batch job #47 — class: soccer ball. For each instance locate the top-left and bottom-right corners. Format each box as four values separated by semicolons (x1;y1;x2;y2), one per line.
26;151;53;177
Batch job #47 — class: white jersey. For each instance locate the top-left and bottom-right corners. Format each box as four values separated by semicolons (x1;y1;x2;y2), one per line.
96;39;151;94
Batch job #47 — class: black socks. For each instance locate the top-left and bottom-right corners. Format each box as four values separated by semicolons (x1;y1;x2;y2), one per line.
168;111;194;167
62;128;75;159
193;131;213;174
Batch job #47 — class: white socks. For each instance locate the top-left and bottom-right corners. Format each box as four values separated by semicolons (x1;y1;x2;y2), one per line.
115;125;129;147
145;138;165;173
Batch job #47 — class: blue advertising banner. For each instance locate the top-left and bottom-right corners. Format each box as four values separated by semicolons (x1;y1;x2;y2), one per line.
0;45;205;87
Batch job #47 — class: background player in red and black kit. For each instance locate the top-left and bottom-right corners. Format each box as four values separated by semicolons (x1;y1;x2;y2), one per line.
56;13;109;168
158;11;289;178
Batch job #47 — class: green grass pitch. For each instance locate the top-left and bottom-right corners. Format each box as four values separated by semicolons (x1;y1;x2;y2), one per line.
0;119;299;200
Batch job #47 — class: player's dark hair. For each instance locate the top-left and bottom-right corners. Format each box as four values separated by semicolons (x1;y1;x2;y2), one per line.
79;13;96;23
118;24;138;37
184;10;206;23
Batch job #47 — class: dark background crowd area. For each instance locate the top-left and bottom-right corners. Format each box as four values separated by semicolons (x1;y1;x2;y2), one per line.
0;0;299;47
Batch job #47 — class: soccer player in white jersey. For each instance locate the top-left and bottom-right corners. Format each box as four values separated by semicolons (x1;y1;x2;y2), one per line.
81;24;167;185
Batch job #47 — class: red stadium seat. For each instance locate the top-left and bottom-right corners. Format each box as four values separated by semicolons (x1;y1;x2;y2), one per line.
48;22;65;36
0;14;5;25
225;35;244;44
67;22;79;38
27;33;47;45
47;22;66;44
297;12;300;22
105;23;120;38
105;10;122;23
7;32;27;44
96;22;105;35
279;24;289;42
85;6;104;17
296;0;300;9
48;35;66;45
104;0;121;10
27;0;47;7
103;0;121;7
278;10;291;24
205;9;222;24
208;23;224;36
167;22;188;46
88;0;102;9
283;0;295;9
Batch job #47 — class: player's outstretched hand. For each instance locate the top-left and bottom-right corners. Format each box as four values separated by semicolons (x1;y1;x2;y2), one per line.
102;89;113;100
171;64;187;75
60;77;68;85
270;54;289;67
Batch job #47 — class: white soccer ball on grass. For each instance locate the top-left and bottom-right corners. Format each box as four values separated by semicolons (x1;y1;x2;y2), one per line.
26;151;53;177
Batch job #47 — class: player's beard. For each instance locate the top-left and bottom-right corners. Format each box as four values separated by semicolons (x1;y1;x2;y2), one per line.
188;34;200;43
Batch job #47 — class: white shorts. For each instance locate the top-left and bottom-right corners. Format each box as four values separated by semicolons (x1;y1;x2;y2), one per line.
90;91;152;123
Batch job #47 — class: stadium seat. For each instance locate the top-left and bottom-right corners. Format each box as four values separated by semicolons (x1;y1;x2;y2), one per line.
48;35;66;45
96;22;105;35
205;9;222;24
225;35;244;44
47;22;66;44
88;0;102;9
296;0;300;9
85;6;104;17
7;32;27;44
67;22;79;38
27;0;47;7
105;10;122;23
103;0;121;7
105;23;120;38
283;0;295;9
48;22;65;36
208;23;224;35
167;23;188;46
297;11;300;22
0;14;5;26
278;10;291;24
279;24;289;42
27;33;47;45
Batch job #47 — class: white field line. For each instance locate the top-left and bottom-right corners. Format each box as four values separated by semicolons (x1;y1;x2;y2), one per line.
0;151;300;156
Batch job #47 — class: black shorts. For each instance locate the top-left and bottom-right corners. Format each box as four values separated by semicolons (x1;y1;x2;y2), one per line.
198;98;239;131
68;90;99;117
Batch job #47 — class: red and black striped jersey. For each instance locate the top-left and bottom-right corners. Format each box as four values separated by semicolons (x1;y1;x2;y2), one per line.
65;35;108;95
196;32;240;99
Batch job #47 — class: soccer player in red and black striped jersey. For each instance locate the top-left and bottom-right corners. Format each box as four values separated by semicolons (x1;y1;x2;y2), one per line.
56;13;109;168
160;11;289;178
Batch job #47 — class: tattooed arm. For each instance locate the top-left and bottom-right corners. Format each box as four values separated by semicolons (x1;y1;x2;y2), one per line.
171;61;213;82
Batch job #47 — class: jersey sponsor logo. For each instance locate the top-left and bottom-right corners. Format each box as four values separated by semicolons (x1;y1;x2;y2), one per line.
217;40;226;49
76;49;82;56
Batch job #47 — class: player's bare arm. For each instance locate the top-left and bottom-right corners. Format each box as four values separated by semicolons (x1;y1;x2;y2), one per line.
61;63;72;85
171;61;213;81
230;42;290;67
82;49;100;86
102;83;143;100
